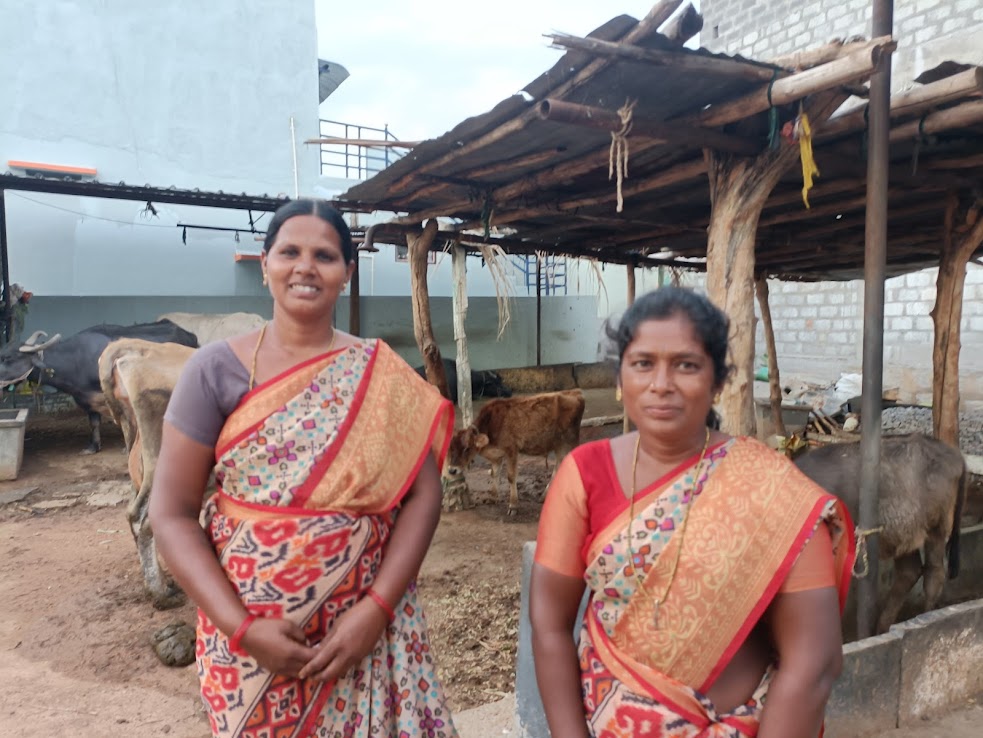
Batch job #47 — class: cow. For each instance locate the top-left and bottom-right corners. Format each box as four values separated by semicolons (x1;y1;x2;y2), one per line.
0;321;198;453
413;358;512;404
98;338;197;611
794;433;967;633
156;311;265;345
445;389;586;515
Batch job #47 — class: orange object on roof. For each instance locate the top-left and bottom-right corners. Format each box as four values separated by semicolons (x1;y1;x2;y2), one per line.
8;160;98;176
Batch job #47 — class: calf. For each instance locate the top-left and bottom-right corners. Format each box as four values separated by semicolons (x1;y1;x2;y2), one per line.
795;433;967;633
446;390;586;515
99;338;196;610
414;358;512;404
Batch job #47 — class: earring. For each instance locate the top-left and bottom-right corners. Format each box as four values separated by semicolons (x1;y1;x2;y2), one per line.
615;386;622;402
262;272;268;286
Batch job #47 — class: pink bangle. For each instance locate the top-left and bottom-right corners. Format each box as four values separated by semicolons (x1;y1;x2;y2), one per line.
365;588;396;624
228;613;257;653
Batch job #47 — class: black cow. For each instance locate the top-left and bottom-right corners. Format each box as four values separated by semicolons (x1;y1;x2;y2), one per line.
0;321;198;453
413;358;512;404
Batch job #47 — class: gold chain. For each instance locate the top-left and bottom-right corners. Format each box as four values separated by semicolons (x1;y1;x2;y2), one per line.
627;426;711;628
248;323;336;391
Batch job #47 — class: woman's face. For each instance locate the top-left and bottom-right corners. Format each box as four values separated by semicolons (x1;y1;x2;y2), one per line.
619;313;720;442
261;214;354;320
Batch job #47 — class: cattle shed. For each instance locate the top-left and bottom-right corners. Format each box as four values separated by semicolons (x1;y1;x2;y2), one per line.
337;0;983;638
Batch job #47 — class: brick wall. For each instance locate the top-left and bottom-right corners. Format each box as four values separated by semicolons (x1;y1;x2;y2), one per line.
696;1;983;403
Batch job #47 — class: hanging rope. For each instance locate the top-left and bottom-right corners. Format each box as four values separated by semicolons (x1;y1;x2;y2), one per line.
608;98;636;213
480;193;494;240
766;70;780;149
911;114;928;175
852;525;884;579
797;109;819;209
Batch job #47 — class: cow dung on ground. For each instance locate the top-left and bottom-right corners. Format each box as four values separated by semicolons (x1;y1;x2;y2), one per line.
151;621;197;667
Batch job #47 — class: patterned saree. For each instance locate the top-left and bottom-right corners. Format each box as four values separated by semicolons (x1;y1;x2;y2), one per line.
537;437;855;737
195;339;458;738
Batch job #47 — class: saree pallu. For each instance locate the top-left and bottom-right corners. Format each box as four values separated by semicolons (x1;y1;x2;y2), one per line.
541;437;855;738
195;339;458;738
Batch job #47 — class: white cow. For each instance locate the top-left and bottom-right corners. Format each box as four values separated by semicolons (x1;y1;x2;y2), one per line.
156;312;265;345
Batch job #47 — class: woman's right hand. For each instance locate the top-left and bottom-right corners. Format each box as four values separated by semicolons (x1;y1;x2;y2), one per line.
240;618;318;677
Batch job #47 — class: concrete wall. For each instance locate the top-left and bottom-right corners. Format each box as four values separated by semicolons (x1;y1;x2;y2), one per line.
697;1;983;401
2;1;319;319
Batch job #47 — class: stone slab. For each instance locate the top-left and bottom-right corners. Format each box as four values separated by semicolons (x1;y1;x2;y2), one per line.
32;498;78;510
0;486;39;505
84;481;130;507
825;630;903;737
895;599;983;726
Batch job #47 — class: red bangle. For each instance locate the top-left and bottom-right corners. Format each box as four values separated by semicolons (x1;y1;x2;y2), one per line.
228;613;258;653
365;588;396;624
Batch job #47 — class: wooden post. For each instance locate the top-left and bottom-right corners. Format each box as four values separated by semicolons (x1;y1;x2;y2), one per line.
536;254;543;366
408;219;450;399
755;277;787;437
705;91;845;436
0;191;11;343
452;243;474;427
932;193;983;447
623;262;637;434
348;255;361;337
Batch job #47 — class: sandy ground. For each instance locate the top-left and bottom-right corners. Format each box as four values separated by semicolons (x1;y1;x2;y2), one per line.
2;399;980;738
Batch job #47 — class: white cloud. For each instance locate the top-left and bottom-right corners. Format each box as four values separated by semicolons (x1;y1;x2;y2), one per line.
315;0;692;142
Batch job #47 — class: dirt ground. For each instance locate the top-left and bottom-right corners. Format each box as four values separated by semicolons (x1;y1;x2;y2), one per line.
2;404;980;738
0;406;616;737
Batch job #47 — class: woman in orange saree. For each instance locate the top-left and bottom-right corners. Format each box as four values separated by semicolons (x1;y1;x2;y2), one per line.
531;287;855;738
151;200;459;738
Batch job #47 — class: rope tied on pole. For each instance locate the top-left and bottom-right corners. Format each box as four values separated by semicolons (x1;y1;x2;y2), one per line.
911;114;929;175
853;525;884;578
766;70;780;149
608;98;636;213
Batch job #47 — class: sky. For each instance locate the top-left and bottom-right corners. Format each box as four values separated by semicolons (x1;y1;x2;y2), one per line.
315;1;699;143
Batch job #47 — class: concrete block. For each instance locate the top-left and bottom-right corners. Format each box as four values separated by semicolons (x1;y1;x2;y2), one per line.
891;316;914;331
825;631;903;738
895;600;983;725
0;408;28;481
884;303;904;317
915;317;935;331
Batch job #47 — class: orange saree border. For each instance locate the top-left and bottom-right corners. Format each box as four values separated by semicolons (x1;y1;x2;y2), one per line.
214;341;453;515
588;437;855;726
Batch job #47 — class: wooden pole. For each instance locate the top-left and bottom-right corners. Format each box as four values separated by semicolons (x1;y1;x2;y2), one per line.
408;219;451;399
536;254;543;367
755;277;787;437
683;37;895;128
0;191;11;344
348;255;361;337
452;243;474;427
662;2;703;45
705;91;847;437
624;262;637;434
546;32;782;82
857;0;893;640
932;194;983;447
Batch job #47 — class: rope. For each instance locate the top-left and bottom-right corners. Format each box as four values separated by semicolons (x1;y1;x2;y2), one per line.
480;193;493;240
798;110;819;209
853;525;884;579
912;114;928;175
608;98;636;213
766;71;780;149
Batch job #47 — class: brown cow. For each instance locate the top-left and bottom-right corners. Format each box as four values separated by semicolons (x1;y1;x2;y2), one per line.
794;433;967;633
446;389;586;515
99;338;195;610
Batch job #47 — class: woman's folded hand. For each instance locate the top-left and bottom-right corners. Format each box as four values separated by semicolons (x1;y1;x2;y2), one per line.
240;617;317;677
298;598;389;682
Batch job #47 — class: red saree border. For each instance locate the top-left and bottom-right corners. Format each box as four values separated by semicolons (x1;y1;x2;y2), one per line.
214;344;361;459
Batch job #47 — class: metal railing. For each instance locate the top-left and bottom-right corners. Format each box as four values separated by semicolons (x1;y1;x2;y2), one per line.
318;119;406;180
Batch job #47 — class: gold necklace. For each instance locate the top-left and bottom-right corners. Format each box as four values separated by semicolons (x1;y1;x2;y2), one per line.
248;323;337;391
627;427;711;628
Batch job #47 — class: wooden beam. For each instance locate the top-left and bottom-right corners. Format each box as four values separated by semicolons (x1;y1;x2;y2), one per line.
408;220;450;399
889;99;983;142
451;243;473;427
404;148;568;202
925;152;983;170
537;98;761;155
769;38;876;72
662;2;703;45
681;37;895;128
819;67;983;140
546;32;781;82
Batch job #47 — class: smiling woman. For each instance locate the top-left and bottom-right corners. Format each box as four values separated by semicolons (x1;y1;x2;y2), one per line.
149;199;460;738
530;286;856;738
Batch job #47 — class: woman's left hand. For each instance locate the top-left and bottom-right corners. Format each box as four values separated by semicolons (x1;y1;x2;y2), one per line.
298;597;389;682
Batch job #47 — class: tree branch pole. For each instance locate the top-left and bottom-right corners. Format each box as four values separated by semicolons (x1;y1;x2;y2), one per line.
858;0;893;641
624;262;637;434
452;242;474;427
755;277;787;437
408;219;451;399
0;191;11;343
348;256;361;336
